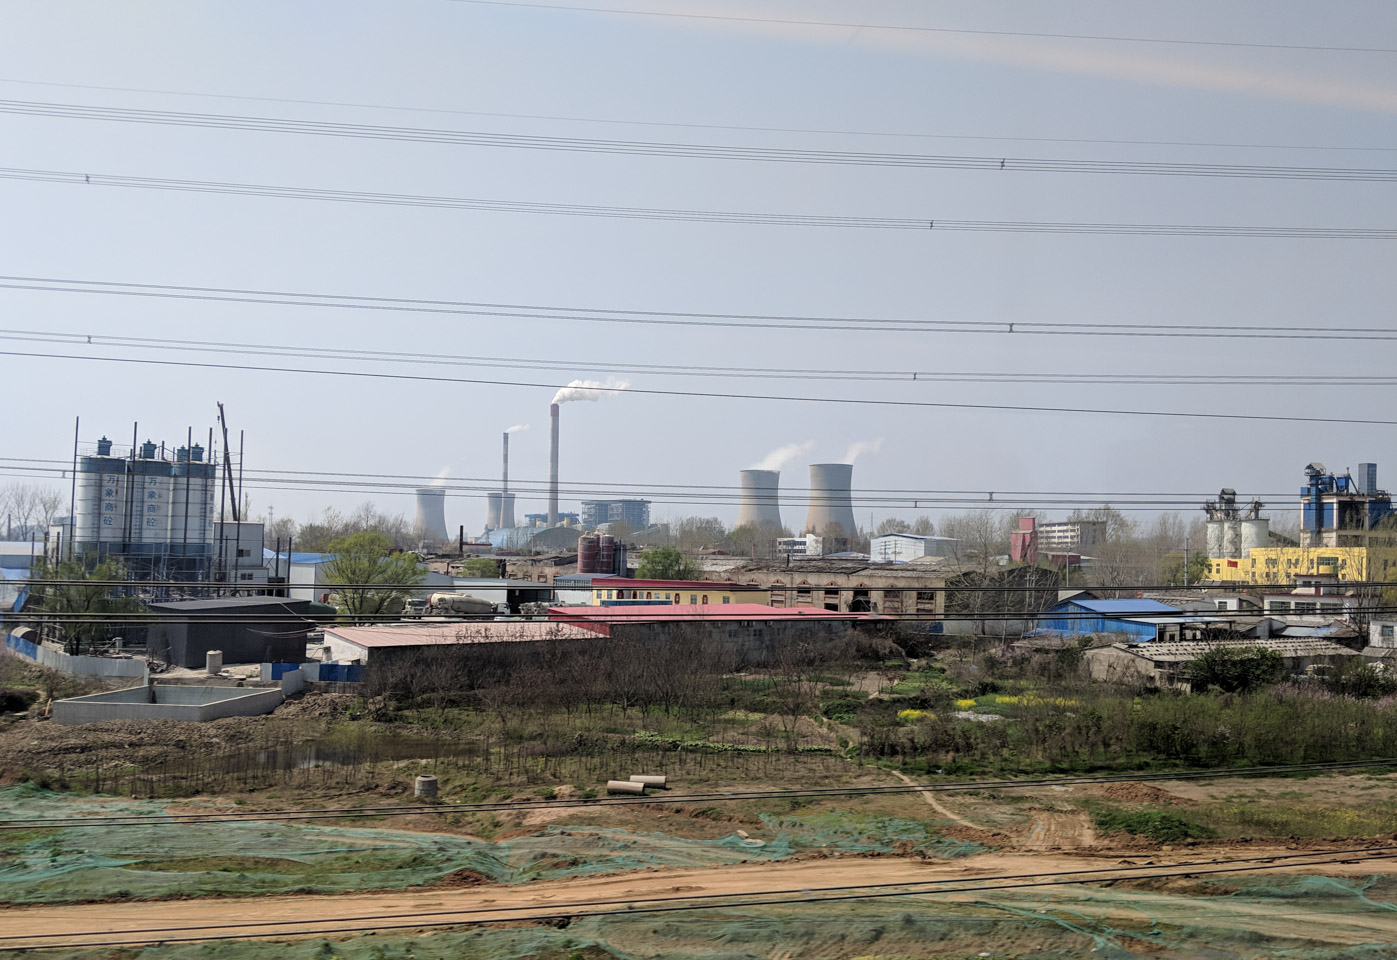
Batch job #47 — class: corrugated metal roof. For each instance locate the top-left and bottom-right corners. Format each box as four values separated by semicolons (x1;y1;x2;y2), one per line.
263;550;335;564
550;603;873;622
326;620;599;648
594;579;763;590
1107;637;1355;663
1069;599;1178;615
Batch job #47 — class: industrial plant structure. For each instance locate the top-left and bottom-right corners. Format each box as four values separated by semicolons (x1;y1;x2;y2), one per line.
1203;488;1271;561
580;499;651;530
1300;462;1391;548
70;435;218;580
485;431;517;531
736;469;783;530
413;487;450;542
802;463;858;538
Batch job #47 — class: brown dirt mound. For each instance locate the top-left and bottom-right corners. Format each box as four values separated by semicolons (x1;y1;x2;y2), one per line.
1091;782;1194;805
436;868;494;887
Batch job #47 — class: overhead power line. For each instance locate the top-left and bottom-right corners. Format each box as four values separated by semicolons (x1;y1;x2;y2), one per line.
2;99;1394;181
1;77;1391;153
3;274;1395;341
445;0;1397;55
5;346;1397;427
5;329;1397;388
6;166;1394;238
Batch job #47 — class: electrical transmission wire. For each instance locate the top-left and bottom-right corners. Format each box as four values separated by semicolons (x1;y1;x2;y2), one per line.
443;0;1397;55
0;77;1393;153
5;345;1397;428
3;99;1395;181
6;166;1394;238
4;274;1393;341
5;328;1397;386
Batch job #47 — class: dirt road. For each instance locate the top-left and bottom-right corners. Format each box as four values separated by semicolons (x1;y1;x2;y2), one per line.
4;846;1395;951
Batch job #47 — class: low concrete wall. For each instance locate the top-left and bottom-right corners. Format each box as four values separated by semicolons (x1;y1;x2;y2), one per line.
52;684;283;725
5;632;147;680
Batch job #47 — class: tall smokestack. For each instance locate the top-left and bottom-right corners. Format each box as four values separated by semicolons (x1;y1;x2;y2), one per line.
502;431;510;494
548;403;560;526
736;469;783;530
803;463;858;538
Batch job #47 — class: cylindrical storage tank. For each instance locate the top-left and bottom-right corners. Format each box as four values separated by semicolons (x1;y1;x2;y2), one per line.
606;780;646;795
499;493;516;530
206;650;223;675
130;454;173;546
485;492;503;530
736;469;783;530
598;534;616;574
578;535;601;574
1240;518;1270;554
1205;520;1223;560
803;463;858;538
628;775;667;788
415;775;439;798
1222;521;1241;560
414;488;450;541
75;454;128;545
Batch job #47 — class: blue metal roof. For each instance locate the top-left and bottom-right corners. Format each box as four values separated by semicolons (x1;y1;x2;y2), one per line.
1068;599;1177;615
263;549;335;564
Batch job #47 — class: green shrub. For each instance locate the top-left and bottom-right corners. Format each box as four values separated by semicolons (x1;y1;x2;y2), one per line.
1094;809;1214;843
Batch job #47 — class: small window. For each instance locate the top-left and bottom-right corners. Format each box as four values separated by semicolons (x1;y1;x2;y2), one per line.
606;590;613;599
702;595;709;604
690;594;697;604
1382;625;1394;640
646;591;653;599
722;596;730;604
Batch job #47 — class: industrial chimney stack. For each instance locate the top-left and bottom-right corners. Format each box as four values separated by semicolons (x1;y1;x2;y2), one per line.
547;403;560;527
802;463;858;538
736;469;783;530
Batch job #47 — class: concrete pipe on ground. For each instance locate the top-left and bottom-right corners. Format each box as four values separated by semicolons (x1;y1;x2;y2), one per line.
606;780;646;795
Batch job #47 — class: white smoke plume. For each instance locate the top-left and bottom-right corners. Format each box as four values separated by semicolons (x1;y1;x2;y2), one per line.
552;378;630;404
843;438;884;464
504;424;530;434
432;466;451;486
751;440;814;472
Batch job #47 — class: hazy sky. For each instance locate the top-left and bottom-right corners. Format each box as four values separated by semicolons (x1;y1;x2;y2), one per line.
2;1;1394;533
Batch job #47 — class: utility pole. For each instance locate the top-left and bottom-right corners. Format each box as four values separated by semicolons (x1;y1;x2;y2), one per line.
1184;536;1190;587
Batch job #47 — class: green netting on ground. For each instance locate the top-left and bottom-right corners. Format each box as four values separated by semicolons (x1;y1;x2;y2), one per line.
12;880;1397;960
0;786;980;905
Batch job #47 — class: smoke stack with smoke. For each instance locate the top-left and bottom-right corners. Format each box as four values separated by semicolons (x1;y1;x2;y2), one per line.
548;403;560;526
499;430;516;529
552;378;629;404
843;438;884;464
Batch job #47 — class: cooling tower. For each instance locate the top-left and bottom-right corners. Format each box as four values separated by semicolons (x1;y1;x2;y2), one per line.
414;487;450;541
499;493;516;529
736;469;783;530
548;403;560;527
802;463;858;538
485;492;503;530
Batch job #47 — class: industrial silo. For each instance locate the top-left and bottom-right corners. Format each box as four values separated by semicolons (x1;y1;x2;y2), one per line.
1240;518;1270;553
1222;521;1241;560
414;488;450;542
577;534;601;574
598;533;616;574
802;463;858;538
74;436;128;548
130;441;173;547
736;469;782;530
170;443;215;576
1205;520;1224;560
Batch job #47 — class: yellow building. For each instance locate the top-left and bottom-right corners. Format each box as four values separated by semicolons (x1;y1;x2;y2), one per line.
1207;545;1397;585
590;579;770;606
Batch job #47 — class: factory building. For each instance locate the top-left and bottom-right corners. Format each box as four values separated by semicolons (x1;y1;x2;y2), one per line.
1036;520;1106;551
580;499;651;531
1300;462;1392;548
719;558;947;615
870;533;961;563
591;578;769;606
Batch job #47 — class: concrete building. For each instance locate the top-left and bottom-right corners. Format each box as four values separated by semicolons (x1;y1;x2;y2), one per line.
264;550;336;602
551;603;891;653
870;533;961;563
718;558;947;615
591;579;769;606
1261;573;1356;621
775;535;824;558
146;596;314;668
1037;520;1106;551
323;619;601;664
213;521;268;587
580;499;651;530
1086;637;1359;691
